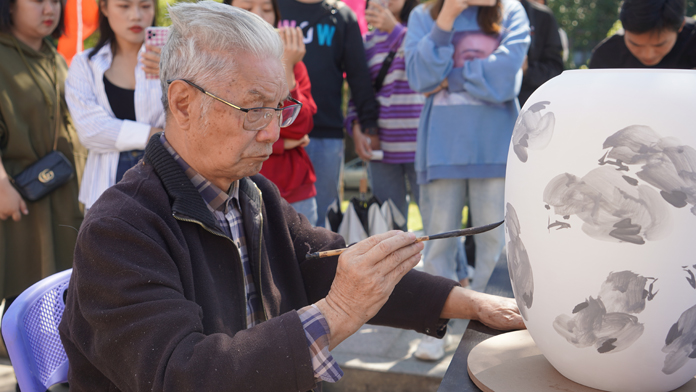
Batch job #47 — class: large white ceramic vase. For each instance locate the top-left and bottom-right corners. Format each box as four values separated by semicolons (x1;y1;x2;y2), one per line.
505;69;696;392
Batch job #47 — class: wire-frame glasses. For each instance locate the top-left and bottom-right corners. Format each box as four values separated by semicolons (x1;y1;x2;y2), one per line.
167;79;303;131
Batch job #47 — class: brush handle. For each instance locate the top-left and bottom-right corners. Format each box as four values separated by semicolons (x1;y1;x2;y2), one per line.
304;220;504;260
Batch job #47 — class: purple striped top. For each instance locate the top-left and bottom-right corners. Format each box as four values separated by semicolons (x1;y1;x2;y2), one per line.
345;23;425;164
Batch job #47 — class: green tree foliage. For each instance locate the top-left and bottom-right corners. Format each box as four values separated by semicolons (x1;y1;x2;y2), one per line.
547;0;622;68
547;0;696;69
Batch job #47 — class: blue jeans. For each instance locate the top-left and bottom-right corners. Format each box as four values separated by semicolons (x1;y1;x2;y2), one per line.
368;161;419;231
116;150;144;183
419;178;505;291
304;138;344;228
290;197;318;226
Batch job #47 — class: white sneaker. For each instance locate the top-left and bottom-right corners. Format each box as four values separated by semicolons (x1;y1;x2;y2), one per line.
414;335;446;361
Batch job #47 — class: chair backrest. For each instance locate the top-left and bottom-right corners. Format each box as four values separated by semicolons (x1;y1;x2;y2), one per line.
2;269;72;392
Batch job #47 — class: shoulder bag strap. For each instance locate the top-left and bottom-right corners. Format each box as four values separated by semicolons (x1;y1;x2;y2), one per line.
51;61;60;151
373;28;407;92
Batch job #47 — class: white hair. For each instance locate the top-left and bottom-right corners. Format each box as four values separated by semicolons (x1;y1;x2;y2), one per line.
159;1;284;113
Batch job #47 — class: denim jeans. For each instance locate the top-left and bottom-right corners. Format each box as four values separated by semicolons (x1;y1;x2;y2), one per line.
368;161;419;231
116;150;145;183
303;138;344;228
419;178;505;291
290;197;318;227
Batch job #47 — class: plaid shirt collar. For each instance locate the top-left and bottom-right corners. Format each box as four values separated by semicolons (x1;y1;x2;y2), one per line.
159;133;239;214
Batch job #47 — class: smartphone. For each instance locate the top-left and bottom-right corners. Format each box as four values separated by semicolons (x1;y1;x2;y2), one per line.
145;26;169;80
146;26;169;48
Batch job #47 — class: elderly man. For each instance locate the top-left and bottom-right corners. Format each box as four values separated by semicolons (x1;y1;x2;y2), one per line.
58;2;523;391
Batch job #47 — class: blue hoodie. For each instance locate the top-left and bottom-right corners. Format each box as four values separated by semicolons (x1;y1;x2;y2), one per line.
405;0;530;184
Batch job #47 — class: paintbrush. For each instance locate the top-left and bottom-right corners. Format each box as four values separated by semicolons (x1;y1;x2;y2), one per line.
305;220;504;260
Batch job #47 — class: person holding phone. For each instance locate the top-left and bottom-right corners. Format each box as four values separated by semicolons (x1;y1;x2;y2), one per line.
344;0;422;230
404;0;530;360
65;0;165;210
277;0;380;229
224;0;320;225
0;0;86;335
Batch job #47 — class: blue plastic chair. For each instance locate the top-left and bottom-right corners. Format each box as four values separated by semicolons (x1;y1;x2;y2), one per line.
2;269;72;392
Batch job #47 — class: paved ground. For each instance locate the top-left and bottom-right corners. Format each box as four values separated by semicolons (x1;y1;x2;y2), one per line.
325;319;470;392
0;359;16;392
323;248;474;392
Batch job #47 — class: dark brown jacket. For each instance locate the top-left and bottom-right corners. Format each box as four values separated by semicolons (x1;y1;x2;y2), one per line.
59;136;457;392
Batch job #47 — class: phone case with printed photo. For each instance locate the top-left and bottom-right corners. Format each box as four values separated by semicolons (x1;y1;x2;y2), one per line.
145;27;169;80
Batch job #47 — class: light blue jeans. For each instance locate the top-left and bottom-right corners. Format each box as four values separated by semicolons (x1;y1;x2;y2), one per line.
290;197;318;227
368;161;419;231
304;138;344;228
419;178;505;291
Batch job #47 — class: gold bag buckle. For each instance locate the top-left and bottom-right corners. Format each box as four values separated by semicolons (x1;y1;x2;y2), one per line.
38;168;55;183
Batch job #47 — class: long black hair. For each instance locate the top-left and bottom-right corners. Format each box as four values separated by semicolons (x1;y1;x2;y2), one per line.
88;0;157;60
0;0;66;39
399;0;419;24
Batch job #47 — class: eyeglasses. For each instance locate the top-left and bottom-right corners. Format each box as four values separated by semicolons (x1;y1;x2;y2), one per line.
167;79;303;131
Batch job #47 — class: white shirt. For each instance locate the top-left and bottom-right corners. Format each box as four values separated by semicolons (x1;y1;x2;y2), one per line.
66;42;165;208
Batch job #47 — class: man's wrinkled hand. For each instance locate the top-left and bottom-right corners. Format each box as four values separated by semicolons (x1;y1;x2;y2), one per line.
473;292;525;331
317;231;424;349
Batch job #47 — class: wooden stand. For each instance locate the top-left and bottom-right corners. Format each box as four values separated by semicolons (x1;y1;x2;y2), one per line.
467;330;696;392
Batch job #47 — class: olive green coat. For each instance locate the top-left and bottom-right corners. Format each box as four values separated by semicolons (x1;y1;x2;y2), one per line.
0;32;86;299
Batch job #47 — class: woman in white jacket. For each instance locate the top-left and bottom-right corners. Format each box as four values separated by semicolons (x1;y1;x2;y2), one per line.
66;0;165;209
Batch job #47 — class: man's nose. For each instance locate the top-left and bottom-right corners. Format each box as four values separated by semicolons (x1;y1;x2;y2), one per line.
257;120;281;144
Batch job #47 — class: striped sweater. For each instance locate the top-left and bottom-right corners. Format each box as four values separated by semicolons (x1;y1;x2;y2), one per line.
345;23;424;164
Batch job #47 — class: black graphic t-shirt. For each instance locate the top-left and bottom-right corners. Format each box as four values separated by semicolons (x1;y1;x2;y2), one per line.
278;0;378;138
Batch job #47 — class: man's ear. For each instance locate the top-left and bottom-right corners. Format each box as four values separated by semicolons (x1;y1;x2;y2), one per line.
168;81;192;130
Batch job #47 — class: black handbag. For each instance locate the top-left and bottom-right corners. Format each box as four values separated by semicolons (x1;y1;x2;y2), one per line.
10;37;74;201
12;151;74;201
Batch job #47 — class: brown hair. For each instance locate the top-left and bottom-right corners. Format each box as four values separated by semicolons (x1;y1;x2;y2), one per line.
428;0;502;35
